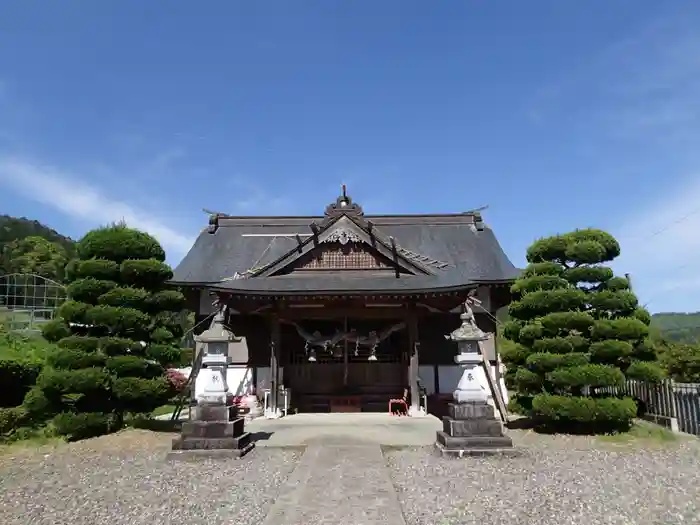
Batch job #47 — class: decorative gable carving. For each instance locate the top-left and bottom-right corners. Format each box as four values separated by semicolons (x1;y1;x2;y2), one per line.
321;227;362;245
283;242;394;272
258;204;433;278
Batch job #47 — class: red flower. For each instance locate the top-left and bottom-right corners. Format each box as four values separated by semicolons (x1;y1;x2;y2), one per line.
166;369;188;394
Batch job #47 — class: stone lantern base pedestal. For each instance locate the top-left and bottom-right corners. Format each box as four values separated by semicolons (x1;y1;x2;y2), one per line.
168;402;255;460
435;401;515;458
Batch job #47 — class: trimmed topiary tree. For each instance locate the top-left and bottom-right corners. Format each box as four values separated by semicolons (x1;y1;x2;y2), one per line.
30;224;187;440
502;228;663;433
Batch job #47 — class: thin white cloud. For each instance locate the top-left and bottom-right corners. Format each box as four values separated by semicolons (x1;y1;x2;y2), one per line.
529;7;700;311
613;175;700;306
0;157;195;257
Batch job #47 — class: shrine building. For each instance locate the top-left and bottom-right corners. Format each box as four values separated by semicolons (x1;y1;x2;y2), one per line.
171;187;519;416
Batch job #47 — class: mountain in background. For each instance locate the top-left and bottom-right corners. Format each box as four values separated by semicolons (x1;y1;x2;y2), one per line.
0;215;75;253
0;215;76;279
651;312;700;344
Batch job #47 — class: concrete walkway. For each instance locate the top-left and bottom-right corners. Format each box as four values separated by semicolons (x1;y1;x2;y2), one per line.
261;444;407;525
248;413;443;447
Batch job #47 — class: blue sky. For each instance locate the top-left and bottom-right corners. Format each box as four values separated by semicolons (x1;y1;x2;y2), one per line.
1;1;700;313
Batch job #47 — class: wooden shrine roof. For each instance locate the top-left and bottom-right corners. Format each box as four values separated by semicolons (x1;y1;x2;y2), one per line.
171;189;520;295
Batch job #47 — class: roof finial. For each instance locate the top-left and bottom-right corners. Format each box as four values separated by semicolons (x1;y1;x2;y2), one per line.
324;184;364;217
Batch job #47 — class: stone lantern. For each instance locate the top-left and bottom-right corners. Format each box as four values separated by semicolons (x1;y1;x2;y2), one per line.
449;304;490;404
192;308;239;405
435;300;514;456
170;306;255;458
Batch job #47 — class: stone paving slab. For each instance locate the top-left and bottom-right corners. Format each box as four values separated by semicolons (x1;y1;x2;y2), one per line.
261;444;407;525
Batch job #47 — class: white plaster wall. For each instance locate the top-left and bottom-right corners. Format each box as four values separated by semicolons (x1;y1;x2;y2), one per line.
226;367;254;396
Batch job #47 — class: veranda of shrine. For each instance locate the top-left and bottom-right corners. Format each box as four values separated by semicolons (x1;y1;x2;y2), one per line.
171;187;519;417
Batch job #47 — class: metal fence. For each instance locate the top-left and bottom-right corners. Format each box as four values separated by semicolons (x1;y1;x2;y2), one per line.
601;379;700;436
0;273;67;334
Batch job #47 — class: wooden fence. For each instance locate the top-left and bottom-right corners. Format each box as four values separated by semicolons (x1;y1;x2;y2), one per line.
600;379;700;436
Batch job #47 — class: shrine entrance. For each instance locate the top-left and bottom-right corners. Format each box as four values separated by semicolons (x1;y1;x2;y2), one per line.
281;317;409;413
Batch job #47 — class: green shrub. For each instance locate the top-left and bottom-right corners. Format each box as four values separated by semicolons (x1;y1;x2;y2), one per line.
105;355;162;378
77;225;165;264
0;406;27;435
525;352;589;373
67;258;120;281
659;342;700;383
52;412;113;441
99;337;144;356
120;259;173;288
38;367;111;395
625;361;664;383
47;348;106;370
145;344;184;367
531;394;636;431
504;228;659;434
41;319;72;343
507;394;533;415
179;347;194;367
97;286;150;310
67;278;117;304
589;340;634;361
57;300;91;324
22;386;61;424
112;377;170;412
85;305;150;331
57;335;101;352
0;358;43;407
146;290;186;312
150;326;174;343
500;342;530;366
35;224;189;441
513;367;543;393
547;364;625;389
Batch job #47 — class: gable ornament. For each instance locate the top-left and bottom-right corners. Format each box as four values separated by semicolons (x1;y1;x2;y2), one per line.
322;227;362;245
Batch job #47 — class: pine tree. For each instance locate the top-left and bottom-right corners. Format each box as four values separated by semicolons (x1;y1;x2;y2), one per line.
502;229;663;432
30;224;187;440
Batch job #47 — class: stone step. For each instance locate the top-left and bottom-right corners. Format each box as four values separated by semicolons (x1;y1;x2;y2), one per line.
442;417;504;437
172;431;252;451
435;430;513;450
181;418;245;438
194;404;239;422
447;402;496;420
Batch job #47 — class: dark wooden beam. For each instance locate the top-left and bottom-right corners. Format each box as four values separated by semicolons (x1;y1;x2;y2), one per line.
407;302;420;414
389;236;400;278
268;303;281;416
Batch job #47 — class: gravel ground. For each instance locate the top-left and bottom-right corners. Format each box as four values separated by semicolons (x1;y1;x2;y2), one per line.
385;430;700;525
0;430;301;525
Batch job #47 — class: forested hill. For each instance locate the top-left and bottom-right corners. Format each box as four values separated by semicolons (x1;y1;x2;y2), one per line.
0;215;75;252
0;215;76;279
651;312;700;343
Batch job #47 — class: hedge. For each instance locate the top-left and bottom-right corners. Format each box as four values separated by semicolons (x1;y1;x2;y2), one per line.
531;394;637;432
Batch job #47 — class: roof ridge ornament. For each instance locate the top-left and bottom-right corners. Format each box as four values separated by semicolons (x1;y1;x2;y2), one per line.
324;184;364;217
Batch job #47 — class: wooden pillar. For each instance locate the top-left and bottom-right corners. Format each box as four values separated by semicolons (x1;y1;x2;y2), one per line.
269;314;280;415
343;315;349;387
407;303;420;414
